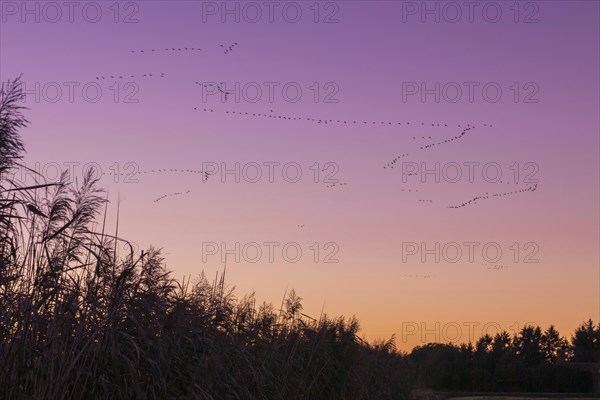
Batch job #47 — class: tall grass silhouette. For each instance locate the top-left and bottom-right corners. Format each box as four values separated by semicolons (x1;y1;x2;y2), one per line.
0;77;413;399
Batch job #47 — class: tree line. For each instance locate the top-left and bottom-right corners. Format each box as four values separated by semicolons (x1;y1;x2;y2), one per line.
410;320;599;393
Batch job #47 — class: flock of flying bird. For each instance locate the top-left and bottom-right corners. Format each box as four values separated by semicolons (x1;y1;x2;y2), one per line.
111;41;537;257
188;106;538;208
131;47;202;53
384;126;475;169
74;40;539;280
447;183;538;209
95;73;166;80
482;263;510;271
325;182;348;188
129;43;238;55
115;43;535;212
220;42;239;54
154;190;192;203
194;106;491;132
105;168;212;182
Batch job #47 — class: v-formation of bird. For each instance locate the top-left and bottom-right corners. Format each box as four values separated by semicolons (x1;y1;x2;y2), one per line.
220;42;238;54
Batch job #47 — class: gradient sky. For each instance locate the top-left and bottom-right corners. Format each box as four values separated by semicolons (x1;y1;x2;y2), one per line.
1;0;598;350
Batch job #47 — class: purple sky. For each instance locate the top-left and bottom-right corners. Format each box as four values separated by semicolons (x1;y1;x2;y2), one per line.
1;0;598;349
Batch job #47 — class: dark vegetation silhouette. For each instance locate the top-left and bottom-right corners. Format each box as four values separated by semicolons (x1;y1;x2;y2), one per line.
0;77;413;399
0;77;597;399
411;321;599;393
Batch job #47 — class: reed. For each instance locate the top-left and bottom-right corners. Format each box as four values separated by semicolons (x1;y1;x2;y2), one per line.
0;77;413;400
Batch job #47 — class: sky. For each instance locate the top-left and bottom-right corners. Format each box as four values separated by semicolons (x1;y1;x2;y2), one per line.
0;0;598;351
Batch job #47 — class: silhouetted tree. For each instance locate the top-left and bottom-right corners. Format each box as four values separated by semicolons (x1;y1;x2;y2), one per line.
571;319;600;362
491;331;512;361
541;325;569;364
514;325;545;367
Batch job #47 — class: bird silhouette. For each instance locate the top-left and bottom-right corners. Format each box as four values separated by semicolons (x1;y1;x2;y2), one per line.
217;85;231;100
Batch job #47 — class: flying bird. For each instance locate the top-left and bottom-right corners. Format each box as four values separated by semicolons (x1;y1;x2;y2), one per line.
217;85;229;93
